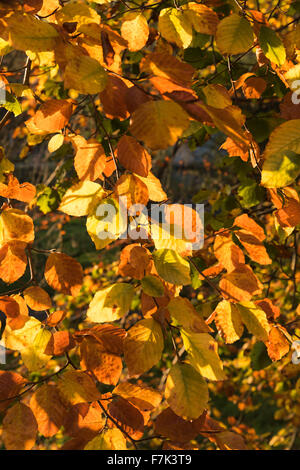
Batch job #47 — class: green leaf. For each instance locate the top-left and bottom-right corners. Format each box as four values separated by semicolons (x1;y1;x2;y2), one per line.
261;151;300;188
259;26;286;66
152;249;191;285
1;92;22;116
238;180;265;207
141;275;164;297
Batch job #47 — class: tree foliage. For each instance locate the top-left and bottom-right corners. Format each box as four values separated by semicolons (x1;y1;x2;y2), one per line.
0;0;299;451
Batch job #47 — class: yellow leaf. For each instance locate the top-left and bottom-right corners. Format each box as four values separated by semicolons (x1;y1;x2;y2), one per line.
167;297;211;333
84;429;127;450
236;301;270;341
21;328;52;371
114;173;149;208
165;363;209;420
182;2;219;35
48;134;64;153
130;100;190;150
6;13;58;52
59;181;106;217
3;317;42;352
136;172;167;202
3;403;37;450
153;249;191;286
121;12;149;51
64;55;108;94
23;286;52;311
213;300;244;344
264;120;300;159
0;208;34;244
57;370;101;405
158;8;193;49
202;84;232;109
181;331;226;381
86;283;134;323
86;196;127;250
124;318;164;376
55;3;100;28
216;14;254;55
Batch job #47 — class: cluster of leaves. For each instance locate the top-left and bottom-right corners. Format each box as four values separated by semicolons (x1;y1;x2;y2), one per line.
0;0;299;451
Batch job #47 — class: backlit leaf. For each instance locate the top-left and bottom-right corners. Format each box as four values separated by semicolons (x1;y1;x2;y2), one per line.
165;363;209;420
124;318;164;376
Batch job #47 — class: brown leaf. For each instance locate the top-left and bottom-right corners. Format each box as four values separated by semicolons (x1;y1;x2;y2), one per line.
154;407;199;442
99;75;130;120
0;371;27;412
116;135;152;177
108;397;144;439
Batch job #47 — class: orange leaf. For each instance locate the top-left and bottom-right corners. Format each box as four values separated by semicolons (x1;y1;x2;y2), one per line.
64;402;105;441
266;326;290;361
72;135;106;182
0;175;36;203
234;213;266;241
0;371;27;412
99;75;130;120
23;286;52;311
214;232;245;273
2;402;37;450
29;384;65;437
220;264;262;302
116;135;152;177
33;99;73;133
80;337;122;386
0;241;27;283
141;52;195;87
44;253;83;296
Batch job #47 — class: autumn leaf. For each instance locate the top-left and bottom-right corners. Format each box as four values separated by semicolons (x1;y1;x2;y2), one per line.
213;300;244;344
57;370;101;405
165;363;209;420
130;100;190;150
29;384;65;437
116;135;152;177
121;12;149;52
124;318;164;376
44;252;83;296
181;331;226;381
2;403;37;450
